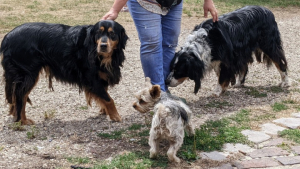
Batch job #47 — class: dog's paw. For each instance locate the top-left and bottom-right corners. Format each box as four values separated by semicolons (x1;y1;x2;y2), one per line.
21;118;35;125
233;83;244;88
149;151;158;159
278;81;290;88
110;115;122;122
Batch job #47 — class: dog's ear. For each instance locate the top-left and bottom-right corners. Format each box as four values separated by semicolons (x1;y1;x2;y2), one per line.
188;56;205;94
118;27;128;50
149;85;161;99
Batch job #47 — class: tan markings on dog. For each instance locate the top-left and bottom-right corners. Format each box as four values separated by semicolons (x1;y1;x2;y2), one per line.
108;27;113;32
99;71;108;81
100;26;104;31
220;81;230;91
84;89;121;122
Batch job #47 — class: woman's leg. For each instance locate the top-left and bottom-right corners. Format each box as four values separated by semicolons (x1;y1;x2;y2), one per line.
127;0;166;91
161;3;183;83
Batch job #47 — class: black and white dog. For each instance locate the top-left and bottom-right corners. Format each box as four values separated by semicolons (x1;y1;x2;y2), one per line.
166;6;289;96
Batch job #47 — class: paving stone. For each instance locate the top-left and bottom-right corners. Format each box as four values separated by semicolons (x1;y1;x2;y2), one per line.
273;118;300;129
248;147;289;158
241;130;271;143
261;123;286;135
223;143;255;154
277;156;300;165
233;158;280;169
261;138;286;147
200;151;227;161
291;112;300;118
259;164;300;169
211;163;233;169
291;146;300;155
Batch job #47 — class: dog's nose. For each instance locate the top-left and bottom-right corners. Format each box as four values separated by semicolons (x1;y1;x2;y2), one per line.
133;104;137;109
100;43;107;50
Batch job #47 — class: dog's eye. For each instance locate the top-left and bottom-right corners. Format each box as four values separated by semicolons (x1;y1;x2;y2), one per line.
109;32;115;38
139;99;145;104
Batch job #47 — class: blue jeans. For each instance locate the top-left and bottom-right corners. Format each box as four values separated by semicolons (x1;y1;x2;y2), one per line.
127;0;183;91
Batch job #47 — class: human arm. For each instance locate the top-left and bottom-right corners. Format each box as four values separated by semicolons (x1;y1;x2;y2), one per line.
101;0;128;20
203;0;218;22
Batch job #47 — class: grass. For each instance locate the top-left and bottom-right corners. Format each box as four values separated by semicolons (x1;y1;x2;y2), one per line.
26;125;39;139
272;102;288;112
245;87;267;98
180;109;251;159
98;129;125;140
66;156;90;164
279;129;300;144
8;122;25;131
44;110;56;120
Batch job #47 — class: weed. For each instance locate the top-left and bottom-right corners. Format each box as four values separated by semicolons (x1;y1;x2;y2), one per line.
27;125;39;139
0;146;4;152
79;106;88;110
98;130;125;140
279;129;300;144
128;123;143;131
245;87;267;98
282;99;297;104
268;86;284;93
138;129;150;137
67;157;90;164
44;110;56;120
272;102;288;112
9;122;25;131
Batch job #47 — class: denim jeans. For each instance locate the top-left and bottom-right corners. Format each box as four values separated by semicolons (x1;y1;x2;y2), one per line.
127;0;183;91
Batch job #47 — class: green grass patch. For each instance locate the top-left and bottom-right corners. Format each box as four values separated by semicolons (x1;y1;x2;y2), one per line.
245;87;267;98
66;156;90;164
94;152;154;169
128;123;143;131
272;102;288;112
268;86;285;93
279;129;300;144
98;130;125;140
181;109;250;156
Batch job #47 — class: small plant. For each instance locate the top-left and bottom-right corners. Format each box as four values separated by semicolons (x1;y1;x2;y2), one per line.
268;86;284;93
9;121;25;131
0;146;4;152
67;157;90;164
27;125;39;139
279;129;300;144
128;123;143;130
245;87;267;98
79;106;88;110
272;102;288;112
98;130;125;140
44;110;56;120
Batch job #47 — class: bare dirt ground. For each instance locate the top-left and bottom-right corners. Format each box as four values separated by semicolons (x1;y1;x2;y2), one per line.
0;7;300;169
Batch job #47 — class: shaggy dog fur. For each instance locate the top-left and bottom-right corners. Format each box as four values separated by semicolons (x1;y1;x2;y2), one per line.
133;77;194;163
166;6;289;96
0;20;128;125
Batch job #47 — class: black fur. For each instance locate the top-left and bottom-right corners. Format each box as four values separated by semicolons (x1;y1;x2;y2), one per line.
166;6;288;94
1;20;128;124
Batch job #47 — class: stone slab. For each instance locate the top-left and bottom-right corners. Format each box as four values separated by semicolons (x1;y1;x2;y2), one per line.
200;151;227;161
291;146;300;155
248;147;289;158
261;123;286;135
223;143;255;154
273;118;300;129
233;158;280;169
277;156;300;165
211;163;233;169
261;138;286;147
292;112;300;118
241;130;271;143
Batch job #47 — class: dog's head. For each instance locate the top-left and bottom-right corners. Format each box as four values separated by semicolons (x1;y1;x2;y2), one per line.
166;51;205;94
86;20;128;85
91;20;128;56
133;77;161;113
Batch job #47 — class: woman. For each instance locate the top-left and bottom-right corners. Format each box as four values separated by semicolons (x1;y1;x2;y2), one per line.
102;0;218;92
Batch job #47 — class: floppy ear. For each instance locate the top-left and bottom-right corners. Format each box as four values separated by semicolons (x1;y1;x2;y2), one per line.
84;26;97;64
149;85;161;100
118;27;128;50
188;56;205;94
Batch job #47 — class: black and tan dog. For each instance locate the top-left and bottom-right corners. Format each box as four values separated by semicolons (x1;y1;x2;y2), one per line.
0;20;128;124
166;6;289;96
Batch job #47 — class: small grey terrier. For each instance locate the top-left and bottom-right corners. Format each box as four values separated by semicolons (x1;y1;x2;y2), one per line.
133;77;195;163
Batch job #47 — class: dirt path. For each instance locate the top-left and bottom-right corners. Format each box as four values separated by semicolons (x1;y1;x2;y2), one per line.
0;8;300;169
